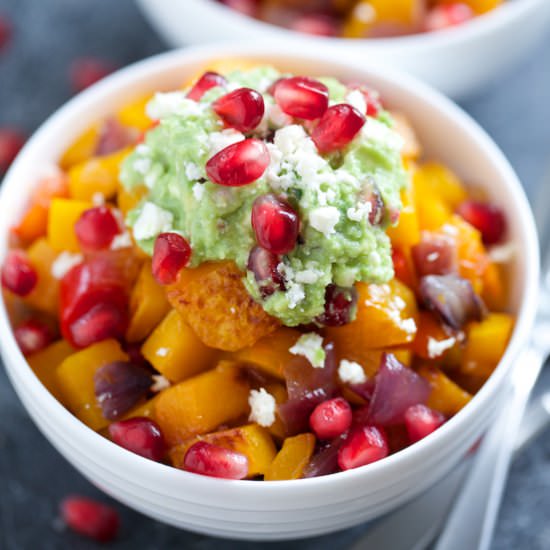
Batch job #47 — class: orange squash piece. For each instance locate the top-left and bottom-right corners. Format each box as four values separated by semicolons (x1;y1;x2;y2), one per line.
418;365;472;416
154;361;250;446
47;197;93;252
60;125;99;170
118;184;147;218
412;311;455;360
264;433;316;481
481;261;507;311
167;261;280;352
387;182;421;252
116;95;153;131
122;395;159;421
460;0;502;14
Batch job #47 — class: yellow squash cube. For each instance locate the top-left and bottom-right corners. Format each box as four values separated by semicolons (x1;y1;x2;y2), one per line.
47;198;93;252
116;95;153;131
60;125;99;169
264;433;316;481
418;365;472;416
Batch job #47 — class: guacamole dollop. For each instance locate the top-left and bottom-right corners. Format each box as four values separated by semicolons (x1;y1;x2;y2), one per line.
120;66;407;326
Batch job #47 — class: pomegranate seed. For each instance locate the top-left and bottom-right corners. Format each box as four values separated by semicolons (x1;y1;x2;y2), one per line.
348;84;383;117
273;77;329;120
206;138;269;186
247;245;285;297
251;194;299;254
0;128;25;173
0;15;12;51
315;284;357;327
109;417;166;461
75;207;121;251
69;302;127;349
310;397;352;440
152;232;191;285
424;3;474;32
312;104;365;153
60;496;119;542
187;71;227;101
183;441;249;479
456;200;507;245
14;319;54;355
220;0;259;17
404;404;446;443
337;426;389;471
70;57;115;93
1;250;37;296
290;14;339;37
213;87;264;132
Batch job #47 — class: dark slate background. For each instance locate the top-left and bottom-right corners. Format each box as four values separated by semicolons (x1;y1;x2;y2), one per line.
1;1;549;548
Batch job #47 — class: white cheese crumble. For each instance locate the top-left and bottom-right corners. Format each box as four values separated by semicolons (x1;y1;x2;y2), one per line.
91;192;105;206
192;182;205;201
156;347;169;357
309;206;340;236
208;129;245;156
345;89;367;116
289;333;326;368
488;242;516;263
110;231;133;250
362;118;404;152
427;336;456;359
133;156;151;176
51;252;83;280
132;202;173;241
248;388;276;427
338;359;367;385
146;92;203;120
151;374;171;393
347;202;372;222
276;262;305;309
184;162;202;181
294;269;322;285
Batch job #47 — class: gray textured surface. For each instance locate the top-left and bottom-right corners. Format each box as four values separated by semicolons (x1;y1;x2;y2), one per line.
0;0;549;548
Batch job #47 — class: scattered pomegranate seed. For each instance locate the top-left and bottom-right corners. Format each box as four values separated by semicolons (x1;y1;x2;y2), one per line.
310;397;352;440
312;104;365;153
273;77;329;120
0;14;12;51
424;3;474;32
60;496;119;542
290;14;339;37
206;138;269;186
247;245;285;297
213;87;265;132
14;319;54;355
456;200;507;245
220;0;259;17
1;250;37;296
315;284;357;327
70;57;115;93
152;232;191;285
0;128;25;173
69;302;127;349
183;441;249;479
251;194;299;254
362;183;385;225
187;71;227;101
75;207;121;251
405;404;446;443
337;426;389;471
109;417;166;461
348;84;383;117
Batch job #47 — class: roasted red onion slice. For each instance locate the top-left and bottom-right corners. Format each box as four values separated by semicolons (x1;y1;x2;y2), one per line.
302;435;347;478
412;234;457;277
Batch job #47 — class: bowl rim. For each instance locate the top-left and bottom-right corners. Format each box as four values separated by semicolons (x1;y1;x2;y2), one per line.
139;0;546;51
0;43;540;495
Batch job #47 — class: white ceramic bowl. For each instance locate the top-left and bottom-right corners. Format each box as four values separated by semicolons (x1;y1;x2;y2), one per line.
137;0;550;99
0;45;539;540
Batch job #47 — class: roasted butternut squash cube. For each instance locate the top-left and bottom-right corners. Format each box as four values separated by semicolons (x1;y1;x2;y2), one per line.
411;311;455;360
118;184;147;218
414;162;468;210
47;198;93;252
154;361;250;445
28;340;74;401
116;95;153;131
264;433;316;481
418;365;472;416
169;424;276;478
56;339;128;431
387;183;421;251
142;309;217;383
126;261;171;343
167;261;280;352
122;395;159;421
60;125;99;169
482;261;507;311
461;0;502;14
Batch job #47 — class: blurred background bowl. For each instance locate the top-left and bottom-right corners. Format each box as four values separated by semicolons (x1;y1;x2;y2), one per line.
137;0;550;99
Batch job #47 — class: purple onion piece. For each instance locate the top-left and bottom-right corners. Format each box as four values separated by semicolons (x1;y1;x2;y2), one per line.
302;435;347;478
94;361;153;420
412;234;458;277
95;117;138;156
419;274;486;330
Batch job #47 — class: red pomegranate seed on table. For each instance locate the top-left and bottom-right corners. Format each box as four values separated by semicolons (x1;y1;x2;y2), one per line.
310;397;353;440
0;128;25;173
312;104;365;153
75;207;121;251
152;232;192;285
183;441;249;479
273;77;329;120
456;200;507;245
70;57;115;93
206;138;270;186
247;245;285;297
14;319;54;355
60;496;120;542
315;284;358;327
424;3;474;32
109;417;166;461
405;404;446;443
1;250;37;296
213;87;265;132
187;71;227;101
0;14;12;51
251;194;299;254
337;426;389;471
290;14;339;37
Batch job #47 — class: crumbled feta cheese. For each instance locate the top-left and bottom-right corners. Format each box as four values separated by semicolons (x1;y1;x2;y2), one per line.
92;192;105;206
286;283;306;309
51;252;83;279
427;337;456;359
488;242;516;263
184;162;202;181
133;157;151;176
426;252;440;262
135;144;149;156
248;388;276;427
192;182;205;201
400;318;417;335
208;129;245;156
110;231;132;250
362;118;404;151
151;374;171;393
289;333;326;368
346;89;367;116
274;124;309;155
146;92;203;120
295;269;322;284
338;360;367;385
156;347;169;357
132;202;173;241
347;202;372;222
309;206;340;236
